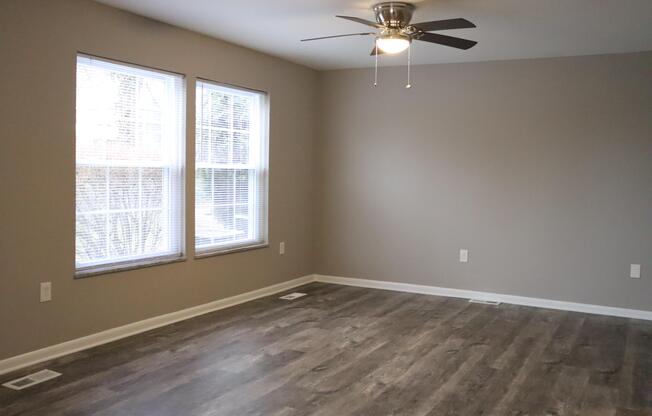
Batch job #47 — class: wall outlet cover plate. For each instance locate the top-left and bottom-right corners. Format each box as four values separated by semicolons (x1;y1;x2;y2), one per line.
630;264;641;279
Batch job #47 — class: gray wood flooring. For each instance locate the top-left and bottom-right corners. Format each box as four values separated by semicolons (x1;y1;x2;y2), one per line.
1;282;651;415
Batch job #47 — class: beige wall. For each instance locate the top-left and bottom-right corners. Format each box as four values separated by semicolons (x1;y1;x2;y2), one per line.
2;0;651;362
0;0;318;360
316;52;652;311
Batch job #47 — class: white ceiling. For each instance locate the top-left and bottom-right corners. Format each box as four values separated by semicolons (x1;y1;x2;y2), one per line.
95;0;652;70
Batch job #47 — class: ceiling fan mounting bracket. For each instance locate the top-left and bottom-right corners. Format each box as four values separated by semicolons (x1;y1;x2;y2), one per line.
372;2;416;28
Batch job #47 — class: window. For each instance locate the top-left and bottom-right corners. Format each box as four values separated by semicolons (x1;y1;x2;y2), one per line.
75;55;185;275
195;80;268;255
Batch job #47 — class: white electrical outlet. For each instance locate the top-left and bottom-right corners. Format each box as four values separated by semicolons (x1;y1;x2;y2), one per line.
630;264;641;279
40;282;52;302
279;241;285;255
459;249;469;263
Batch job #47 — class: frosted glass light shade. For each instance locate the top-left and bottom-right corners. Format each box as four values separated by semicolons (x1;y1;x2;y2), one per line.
376;36;410;54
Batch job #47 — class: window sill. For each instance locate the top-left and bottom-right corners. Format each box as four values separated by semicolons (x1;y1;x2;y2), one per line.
194;242;269;259
75;255;186;279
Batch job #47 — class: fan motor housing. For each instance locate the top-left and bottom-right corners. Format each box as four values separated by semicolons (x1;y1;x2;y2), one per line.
373;2;415;28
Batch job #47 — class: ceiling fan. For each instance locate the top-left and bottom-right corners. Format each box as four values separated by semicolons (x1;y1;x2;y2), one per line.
301;2;478;56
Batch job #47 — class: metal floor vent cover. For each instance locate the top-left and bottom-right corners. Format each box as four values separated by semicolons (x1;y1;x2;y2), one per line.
2;369;61;390
279;292;307;300
469;299;502;306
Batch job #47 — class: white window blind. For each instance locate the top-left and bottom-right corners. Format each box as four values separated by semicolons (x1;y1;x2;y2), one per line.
195;80;268;254
75;55;185;274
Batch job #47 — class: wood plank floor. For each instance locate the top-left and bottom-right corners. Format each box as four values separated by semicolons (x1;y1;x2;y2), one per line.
1;282;651;415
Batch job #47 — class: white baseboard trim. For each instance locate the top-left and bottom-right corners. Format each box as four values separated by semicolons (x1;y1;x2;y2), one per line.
0;274;314;376
4;273;649;376
314;274;652;321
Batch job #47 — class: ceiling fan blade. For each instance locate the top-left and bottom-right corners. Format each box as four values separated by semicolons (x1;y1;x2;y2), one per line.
417;32;477;50
412;18;476;32
370;45;386;56
301;32;374;42
336;15;383;28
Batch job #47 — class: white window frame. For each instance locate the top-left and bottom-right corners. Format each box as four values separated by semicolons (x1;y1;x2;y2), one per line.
194;79;269;257
75;54;186;277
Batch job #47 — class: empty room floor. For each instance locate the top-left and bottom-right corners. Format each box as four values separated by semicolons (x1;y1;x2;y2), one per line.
1;282;651;416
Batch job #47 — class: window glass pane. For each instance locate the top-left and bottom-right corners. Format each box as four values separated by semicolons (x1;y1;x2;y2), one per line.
76;166;107;212
109;167;139;210
233;132;249;164
75;55;184;271
213;169;234;206
210;92;230;128
195;81;267;253
141;210;164;252
109;211;140;258
211;130;230;164
235;169;249;204
196;128;210;164
76;213;107;262
141;168;163;209
233;96;250;130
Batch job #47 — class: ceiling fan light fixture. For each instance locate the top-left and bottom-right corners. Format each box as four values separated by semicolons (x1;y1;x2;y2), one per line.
376;35;410;54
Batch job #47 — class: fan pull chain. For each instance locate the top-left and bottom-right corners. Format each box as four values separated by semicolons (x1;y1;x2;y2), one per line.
374;44;378;87
406;42;412;89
